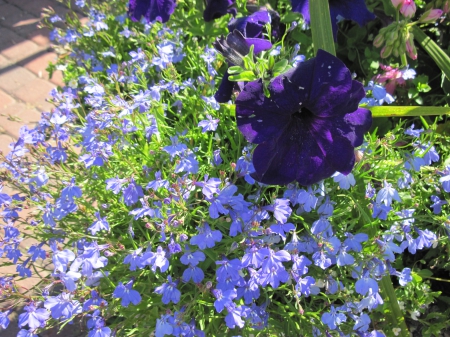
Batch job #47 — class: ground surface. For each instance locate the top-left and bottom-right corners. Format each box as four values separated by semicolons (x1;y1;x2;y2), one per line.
0;1;85;335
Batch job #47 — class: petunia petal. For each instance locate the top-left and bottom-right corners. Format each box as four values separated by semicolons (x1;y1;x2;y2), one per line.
128;0;176;23
204;0;236;22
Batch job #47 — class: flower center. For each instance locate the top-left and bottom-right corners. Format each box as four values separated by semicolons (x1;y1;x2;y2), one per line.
293;106;313;118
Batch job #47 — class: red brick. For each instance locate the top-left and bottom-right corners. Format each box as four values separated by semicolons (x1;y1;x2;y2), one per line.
50;69;64;87
0;54;11;69
12;0;69;18
0;134;15;156
1;39;42;62
12;77;55;111
0;103;39;137
0;4;41;37
28;27;51;47
0;102;42;121
0;89;15;108
0;26;25;48
0;66;35;93
21;51;58;78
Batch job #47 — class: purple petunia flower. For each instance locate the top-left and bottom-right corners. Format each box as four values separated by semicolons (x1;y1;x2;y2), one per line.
128;0;176;23
214;11;274;103
235;50;372;186
203;0;236;22
291;0;375;39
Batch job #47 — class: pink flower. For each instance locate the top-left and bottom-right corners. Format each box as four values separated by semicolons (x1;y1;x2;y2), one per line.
374;65;416;95
418;9;443;23
400;0;416;18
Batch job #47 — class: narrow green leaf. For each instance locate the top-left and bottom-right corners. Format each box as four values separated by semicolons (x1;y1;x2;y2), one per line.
309;0;336;56
228;71;257;82
227;66;243;74
370;106;450;117
412;25;450;80
380;276;410;337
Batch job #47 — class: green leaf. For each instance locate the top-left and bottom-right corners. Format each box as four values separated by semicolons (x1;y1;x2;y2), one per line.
228;71;257;82
370;106;450;117
309;0;336;56
412;26;450;80
416;269;433;279
227;66;243;74
272;59;289;75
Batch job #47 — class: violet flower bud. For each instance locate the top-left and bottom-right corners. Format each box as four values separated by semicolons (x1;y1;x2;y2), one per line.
400;0;417;18
418;9;443;23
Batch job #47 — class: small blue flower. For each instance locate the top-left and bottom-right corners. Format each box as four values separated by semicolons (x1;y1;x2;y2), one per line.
198;115;220;132
321;305;347;330
88;212;110;235
18;303;50;330
376;181;401;206
180;249;206;266
438;166;450;192
212;288;237;313
430;195;447;214
122;179;144;206
113;280;142;307
332;172;356;189
404;123;424;137
154;276;181;304
399;267;412;286
0;309;11;329
355;271;378;295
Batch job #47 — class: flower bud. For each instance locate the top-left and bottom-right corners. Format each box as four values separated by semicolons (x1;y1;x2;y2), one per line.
373;34;385;48
381;44;393;58
418;9;443;23
444;0;450;13
391;0;403;8
400;0;417;18
405;33;417;60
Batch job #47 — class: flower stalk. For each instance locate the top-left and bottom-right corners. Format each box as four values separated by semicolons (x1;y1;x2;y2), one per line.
309;0;336;56
379;276;410;337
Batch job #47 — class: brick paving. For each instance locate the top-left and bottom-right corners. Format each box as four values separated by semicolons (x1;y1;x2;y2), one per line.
0;1;86;336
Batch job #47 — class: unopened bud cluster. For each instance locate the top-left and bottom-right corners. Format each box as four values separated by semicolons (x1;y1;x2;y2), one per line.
373;22;417;60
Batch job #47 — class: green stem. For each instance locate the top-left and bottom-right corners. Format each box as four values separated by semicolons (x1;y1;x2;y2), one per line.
380;276;410;337
412;25;450;80
370;106;450;117
309;0;336;56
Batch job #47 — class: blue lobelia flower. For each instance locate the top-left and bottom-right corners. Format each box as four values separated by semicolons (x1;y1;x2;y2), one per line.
203;0;236;22
128;0;176;23
18;303;50;330
113;280;142;307
235;50;372;186
290;0;375;39
154;276;181;304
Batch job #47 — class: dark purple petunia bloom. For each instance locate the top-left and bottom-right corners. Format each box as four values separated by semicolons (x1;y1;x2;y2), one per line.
291;0;375;38
128;0;176;23
214;10;274;103
235;50;372;186
203;0;236;22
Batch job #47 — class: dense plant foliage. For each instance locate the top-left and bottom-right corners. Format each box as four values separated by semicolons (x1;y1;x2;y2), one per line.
1;0;450;336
